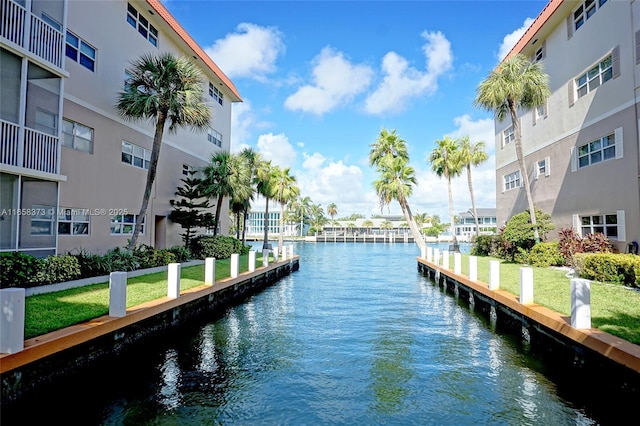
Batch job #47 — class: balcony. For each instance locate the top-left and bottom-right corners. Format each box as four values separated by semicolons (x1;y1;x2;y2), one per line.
1;0;64;69
1;119;60;175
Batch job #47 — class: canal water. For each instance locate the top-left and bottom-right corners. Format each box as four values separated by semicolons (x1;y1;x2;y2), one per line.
2;242;621;424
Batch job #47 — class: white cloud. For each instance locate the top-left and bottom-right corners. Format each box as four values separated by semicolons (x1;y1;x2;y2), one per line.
284;47;374;115
205;23;285;81
230;99;274;152
446;114;496;153
364;31;452;115
256;133;297;168
497;18;535;61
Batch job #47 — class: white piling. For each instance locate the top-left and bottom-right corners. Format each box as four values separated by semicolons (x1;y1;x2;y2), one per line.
281;246;287;262
273;247;279;262
469;256;478;282
571;278;591;329
420;247;426;260
249;250;256;272
289;245;295;259
426;247;433;263
520;267;534;305
489;260;500;290
231;253;239;278
454;252;462;275
0;288;25;354
204;257;216;285
109;271;127;317
434;249;440;266
168;263;181;298
442;250;450;270
262;249;269;267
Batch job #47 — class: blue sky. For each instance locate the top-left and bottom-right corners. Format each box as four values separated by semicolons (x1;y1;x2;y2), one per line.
164;0;546;221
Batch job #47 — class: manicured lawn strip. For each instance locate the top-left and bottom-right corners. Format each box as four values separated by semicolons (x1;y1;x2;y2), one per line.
25;253;266;339
448;254;640;345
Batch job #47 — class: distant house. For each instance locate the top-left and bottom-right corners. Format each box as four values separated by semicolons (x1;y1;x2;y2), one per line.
454;208;497;242
494;0;638;253
1;0;241;256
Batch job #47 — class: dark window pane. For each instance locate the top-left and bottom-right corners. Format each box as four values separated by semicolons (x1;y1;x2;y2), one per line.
65;45;78;60
58;222;71;234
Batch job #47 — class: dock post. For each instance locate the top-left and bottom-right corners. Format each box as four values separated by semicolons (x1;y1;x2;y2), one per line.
454;252;461;274
249;251;256;272
520;267;534;305
205;258;216;285
263;250;269;267
231;253;239;278
489;260;500;290
442;250;449;270
168;263;181;299
0;288;25;354
109;271;127;317
469;256;477;282
571;278;591;329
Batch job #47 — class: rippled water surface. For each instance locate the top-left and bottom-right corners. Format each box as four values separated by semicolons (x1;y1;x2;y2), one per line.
3;242;617;424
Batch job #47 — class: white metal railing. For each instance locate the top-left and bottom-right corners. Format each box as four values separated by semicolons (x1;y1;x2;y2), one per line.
1;0;26;46
29;13;63;68
23;128;59;174
1;119;20;167
1;0;64;68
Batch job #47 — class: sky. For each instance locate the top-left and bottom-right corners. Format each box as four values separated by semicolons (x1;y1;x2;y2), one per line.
163;0;546;221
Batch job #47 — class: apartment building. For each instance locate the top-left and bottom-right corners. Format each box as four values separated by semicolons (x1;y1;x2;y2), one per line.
495;0;639;252
1;0;241;256
454;208;498;242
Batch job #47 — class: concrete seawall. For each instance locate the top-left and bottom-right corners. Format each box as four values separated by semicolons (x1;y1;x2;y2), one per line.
0;257;299;403
417;256;640;391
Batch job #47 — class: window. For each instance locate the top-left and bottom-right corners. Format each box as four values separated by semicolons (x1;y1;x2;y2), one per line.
111;214;145;235
503;170;521;191
62;119;93;153
535;157;550;179
58;208;89;235
581;214;618;239
66;31;96;71
209;83;224;106
576;55;612;99
573;0;607;32
578;133;615;168
536;105;547;120
127;3;158;47
208;129;223;147
35;109;57;135
31;205;55;236
122;141;151;170
502;125;515;147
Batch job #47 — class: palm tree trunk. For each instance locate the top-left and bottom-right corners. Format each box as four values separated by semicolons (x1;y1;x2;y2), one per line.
213;195;224;236
279;202;285;248
509;101;539;242
398;195;426;251
236;211;241;239
242;209;248;244
467;165;480;237
128;112;165;250
263;198;270;250
447;176;458;247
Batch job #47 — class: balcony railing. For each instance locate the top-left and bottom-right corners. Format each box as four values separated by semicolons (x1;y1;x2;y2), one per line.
1;0;64;69
1;119;60;175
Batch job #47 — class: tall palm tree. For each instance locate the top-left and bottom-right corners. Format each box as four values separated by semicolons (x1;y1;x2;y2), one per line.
116;53;212;249
369;128;425;251
296;196;313;236
475;53;550;242
255;161;277;250
228;153;253;240
201;151;235;236
327;203;338;221
271;166;300;248
429;136;463;248
458;136;489;237
239;148;264;243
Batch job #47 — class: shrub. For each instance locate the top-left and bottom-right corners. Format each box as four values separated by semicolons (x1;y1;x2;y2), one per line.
191;235;250;259
0;252;43;288
69;248;109;278
575;252;640;287
167;245;191;263
470;235;502;257
101;247;139;272
527;242;565;267
558;228;612;267
38;254;81;284
133;244;176;269
501;209;554;261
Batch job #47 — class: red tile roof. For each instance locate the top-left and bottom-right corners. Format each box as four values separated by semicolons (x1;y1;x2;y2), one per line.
503;0;564;61
146;0;242;102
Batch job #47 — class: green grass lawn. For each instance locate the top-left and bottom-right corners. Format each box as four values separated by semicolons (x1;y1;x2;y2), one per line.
446;253;640;345
24;253;267;339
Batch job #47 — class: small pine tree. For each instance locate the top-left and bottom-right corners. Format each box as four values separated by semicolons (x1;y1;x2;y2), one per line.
169;171;214;249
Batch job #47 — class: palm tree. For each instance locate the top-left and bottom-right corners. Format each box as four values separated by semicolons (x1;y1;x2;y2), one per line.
297;196;313;236
116;53;211;249
327;203;338;221
369;129;425;251
228;153;253;240
255;161;277;250
272;166;300;248
429;136;463;248
201;151;234;235
474;53;550;242
458;136;489;237
362;219;374;234
310;204;326;233
239;148;264;243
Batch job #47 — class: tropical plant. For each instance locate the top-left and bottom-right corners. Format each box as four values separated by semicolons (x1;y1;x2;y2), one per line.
457;136;489;237
501;209;554;261
116;53;212;249
429;136;463;247
200;152;233;235
272;166;300;248
362;219;374;234
228;153;254;240
369;128;425;250
255;160;276;249
239;148;265;243
327;203;338;221
475;53;550;242
169;170;214;249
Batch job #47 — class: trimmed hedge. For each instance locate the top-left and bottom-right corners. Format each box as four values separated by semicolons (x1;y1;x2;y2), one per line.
527;242;565;267
191;235;250;260
574;252;640;287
